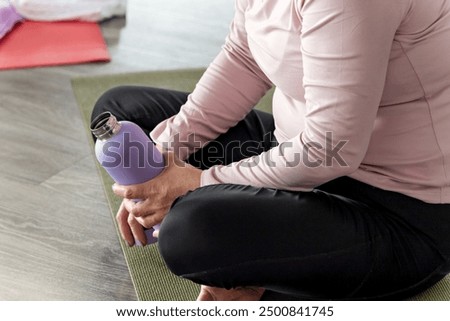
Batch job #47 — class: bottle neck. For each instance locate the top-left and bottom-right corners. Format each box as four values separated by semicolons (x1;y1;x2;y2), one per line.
90;112;122;141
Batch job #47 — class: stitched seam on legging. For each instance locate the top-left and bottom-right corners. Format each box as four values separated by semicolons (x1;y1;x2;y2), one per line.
181;240;449;300
363;260;450;300
179;238;377;281
380;206;449;261
344;234;379;298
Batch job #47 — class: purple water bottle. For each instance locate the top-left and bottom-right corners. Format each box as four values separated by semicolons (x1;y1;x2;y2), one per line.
90;111;165;245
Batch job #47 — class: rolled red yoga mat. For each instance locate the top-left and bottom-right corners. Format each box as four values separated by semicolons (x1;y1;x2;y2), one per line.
0;20;110;70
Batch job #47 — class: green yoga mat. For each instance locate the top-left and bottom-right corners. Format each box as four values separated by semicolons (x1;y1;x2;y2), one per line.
73;69;206;301
72;68;449;301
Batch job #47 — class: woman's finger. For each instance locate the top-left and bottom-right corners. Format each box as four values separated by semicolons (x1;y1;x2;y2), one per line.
112;181;158;200
122;198;157;218
116;201;134;246
122;198;138;215
135;213;161;230
112;183;143;199
127;214;147;246
135;215;161;239
132;198;160;217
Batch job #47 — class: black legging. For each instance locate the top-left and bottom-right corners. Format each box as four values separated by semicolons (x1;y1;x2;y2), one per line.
92;86;450;300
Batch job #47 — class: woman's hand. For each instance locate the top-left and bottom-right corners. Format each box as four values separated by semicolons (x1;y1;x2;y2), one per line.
112;150;202;246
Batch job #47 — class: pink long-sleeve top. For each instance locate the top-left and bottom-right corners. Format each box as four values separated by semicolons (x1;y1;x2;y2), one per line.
151;0;450;204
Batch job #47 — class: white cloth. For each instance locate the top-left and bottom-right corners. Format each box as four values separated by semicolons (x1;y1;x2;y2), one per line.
11;0;127;21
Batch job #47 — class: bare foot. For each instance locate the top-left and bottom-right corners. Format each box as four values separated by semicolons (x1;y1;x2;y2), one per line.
197;285;265;301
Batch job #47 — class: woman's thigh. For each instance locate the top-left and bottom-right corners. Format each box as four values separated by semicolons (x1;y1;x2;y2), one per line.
186;108;276;169
91;85;276;168
91;86;189;137
158;180;449;300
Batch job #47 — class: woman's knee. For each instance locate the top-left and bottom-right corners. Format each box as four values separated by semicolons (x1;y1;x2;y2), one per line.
91;86;188;137
157;187;229;276
91;86;135;122
157;194;208;276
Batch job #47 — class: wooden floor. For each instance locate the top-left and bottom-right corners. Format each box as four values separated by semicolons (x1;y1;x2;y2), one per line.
0;0;233;300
